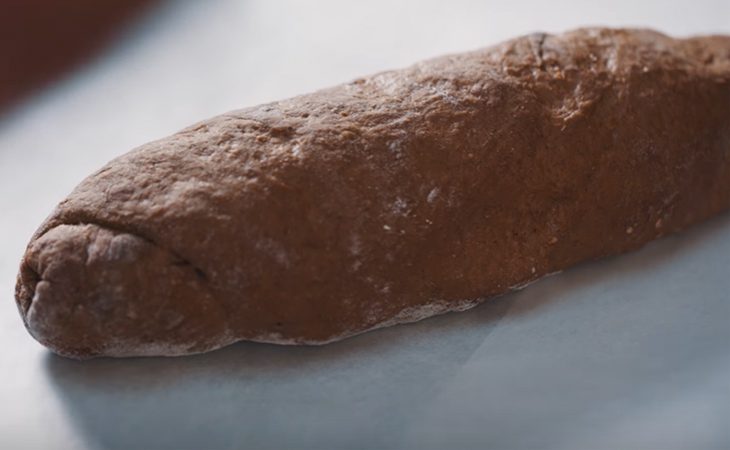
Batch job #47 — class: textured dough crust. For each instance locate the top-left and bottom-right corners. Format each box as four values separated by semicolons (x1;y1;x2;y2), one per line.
15;28;730;358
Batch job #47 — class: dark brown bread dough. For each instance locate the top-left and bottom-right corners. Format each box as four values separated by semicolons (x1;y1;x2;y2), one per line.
15;28;730;358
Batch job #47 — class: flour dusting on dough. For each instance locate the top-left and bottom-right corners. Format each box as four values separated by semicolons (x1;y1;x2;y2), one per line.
247;269;560;346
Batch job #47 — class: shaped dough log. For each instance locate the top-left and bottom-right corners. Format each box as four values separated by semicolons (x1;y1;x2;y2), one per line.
15;28;730;358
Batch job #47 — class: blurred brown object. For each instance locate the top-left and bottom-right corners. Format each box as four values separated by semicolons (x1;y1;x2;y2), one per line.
0;0;157;112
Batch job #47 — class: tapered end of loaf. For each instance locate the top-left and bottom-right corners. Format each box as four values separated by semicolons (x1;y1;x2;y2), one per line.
15;223;233;359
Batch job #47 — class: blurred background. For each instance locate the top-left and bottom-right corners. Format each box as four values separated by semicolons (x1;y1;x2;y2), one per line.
1;1;729;449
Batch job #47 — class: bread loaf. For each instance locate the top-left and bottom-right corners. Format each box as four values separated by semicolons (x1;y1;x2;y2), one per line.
15;28;730;358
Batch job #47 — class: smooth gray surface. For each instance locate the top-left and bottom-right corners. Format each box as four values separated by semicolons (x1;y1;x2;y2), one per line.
1;1;729;449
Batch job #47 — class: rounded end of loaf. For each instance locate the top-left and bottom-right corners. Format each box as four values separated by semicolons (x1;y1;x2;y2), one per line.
15;223;233;359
